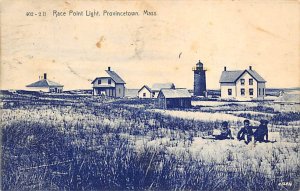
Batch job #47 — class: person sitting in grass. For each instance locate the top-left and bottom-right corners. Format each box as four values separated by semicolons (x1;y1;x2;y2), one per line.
202;121;233;140
254;120;269;143
214;121;234;140
237;119;255;144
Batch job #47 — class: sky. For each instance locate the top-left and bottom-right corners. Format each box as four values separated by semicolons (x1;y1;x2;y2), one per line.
1;0;299;90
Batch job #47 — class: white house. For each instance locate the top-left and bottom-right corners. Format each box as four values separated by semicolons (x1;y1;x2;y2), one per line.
91;67;126;97
26;73;63;93
138;85;153;98
151;83;175;98
219;66;266;100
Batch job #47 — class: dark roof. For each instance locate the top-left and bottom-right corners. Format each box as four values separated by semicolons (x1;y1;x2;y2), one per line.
26;79;63;87
138;85;152;93
105;70;126;84
159;88;191;98
91;70;126;84
247;70;266;82
152;83;175;91
219;69;266;83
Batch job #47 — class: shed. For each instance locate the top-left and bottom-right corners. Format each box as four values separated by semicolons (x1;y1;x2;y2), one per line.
157;88;191;109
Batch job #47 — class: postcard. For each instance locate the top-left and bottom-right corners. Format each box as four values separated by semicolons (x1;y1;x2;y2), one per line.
1;0;299;190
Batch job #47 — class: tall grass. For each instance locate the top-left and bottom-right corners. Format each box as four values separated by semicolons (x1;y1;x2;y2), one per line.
1;95;299;190
2;119;298;190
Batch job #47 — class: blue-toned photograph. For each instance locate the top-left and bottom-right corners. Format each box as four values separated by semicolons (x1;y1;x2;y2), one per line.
1;1;299;190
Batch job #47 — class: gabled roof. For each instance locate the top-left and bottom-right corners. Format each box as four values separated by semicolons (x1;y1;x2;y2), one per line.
152;83;175;91
26;79;63;88
138;85;152;93
247;70;266;82
105;70;126;84
219;69;266;83
219;70;244;83
158;88;191;98
91;70;126;84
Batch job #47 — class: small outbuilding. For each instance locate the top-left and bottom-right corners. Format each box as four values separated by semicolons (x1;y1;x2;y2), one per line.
138;85;153;98
157;88;191;109
26;73;63;93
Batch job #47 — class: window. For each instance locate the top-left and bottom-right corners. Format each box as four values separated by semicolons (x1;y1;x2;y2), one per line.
143;93;146;97
263;88;265;95
258;88;261;95
228;89;232;96
280;103;284;109
241;88;245;96
108;79;111;84
98;79;101;84
249;79;253;85
249;88;254;96
119;88;121;94
240;79;245;85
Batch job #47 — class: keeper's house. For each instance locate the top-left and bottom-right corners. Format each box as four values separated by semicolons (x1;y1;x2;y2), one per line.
219;66;266;100
91;67;126;97
157;88;191;109
26;73;63;93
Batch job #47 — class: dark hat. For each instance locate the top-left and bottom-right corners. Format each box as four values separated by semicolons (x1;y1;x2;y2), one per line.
244;119;250;124
222;121;228;126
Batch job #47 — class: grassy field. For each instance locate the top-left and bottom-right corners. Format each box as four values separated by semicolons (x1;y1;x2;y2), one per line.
1;91;299;190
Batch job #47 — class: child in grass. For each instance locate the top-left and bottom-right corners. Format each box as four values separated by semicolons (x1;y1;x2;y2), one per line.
203;121;233;140
237;119;255;144
254;120;269;143
214;121;234;140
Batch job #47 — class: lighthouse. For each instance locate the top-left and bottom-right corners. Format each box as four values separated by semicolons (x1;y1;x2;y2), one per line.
193;60;207;96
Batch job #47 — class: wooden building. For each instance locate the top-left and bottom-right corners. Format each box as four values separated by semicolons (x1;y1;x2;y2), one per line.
219;66;266;101
91;67;126;97
138;85;153;98
26;73;63;93
157;88;191;109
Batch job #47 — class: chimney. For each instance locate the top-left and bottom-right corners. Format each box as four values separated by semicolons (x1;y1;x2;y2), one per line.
44;73;47;80
224;66;227;71
108;67;111;71
249;66;252;70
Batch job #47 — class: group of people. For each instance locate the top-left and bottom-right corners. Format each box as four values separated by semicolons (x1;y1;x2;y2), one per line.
208;119;270;144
